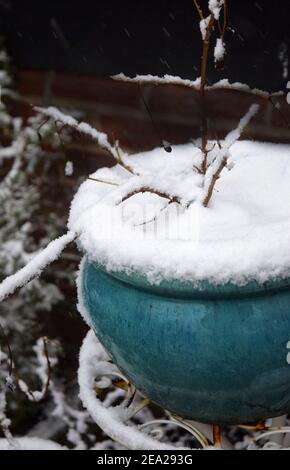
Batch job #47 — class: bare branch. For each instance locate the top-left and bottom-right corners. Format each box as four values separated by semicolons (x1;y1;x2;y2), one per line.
35;106;141;176
88;176;120;186
41;337;51;400
117;187;184;206
114;141;137;175
200;14;215;96
202;156;227;207
0;322;13;377
193;0;204;19
202;103;260;207
133;202;172;227
201;116;209;174
222;0;228;41
36;117;49;141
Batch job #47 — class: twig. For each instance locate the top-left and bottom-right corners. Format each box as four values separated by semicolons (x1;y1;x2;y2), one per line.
88;176;120;186
133;202;172;227
15;337;52;402
201;116;209;174
202;103;260;207
34;106;137;170
0;325;51;402
202;156;227;207
41;337;51;400
118;187;183;206
0;322;13;377
193;0;204;19
36;117;49;141
138;85;171;153
114;141;136;175
193;164;203;174
54;120;66;148
222;0;228;41
200;14;215;96
269;95;290;129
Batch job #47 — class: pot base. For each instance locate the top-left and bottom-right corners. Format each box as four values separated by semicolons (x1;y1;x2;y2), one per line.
81;259;290;424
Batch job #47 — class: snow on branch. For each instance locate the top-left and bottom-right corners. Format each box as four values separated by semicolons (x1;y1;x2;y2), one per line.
101;175;196;208
0;231;76;302
18;337;52;402
214;38;225;64
113;74;269;98
223;103;260;150
34;106;137;175
34;106;117;157
202;103;260;207
0;391;16;448
199;16;211;41
208;0;224;20
0;134;26;165
116;180;186;207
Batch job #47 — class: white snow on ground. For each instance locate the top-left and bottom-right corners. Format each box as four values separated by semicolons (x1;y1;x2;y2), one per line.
0;437;66;450
69;140;290;286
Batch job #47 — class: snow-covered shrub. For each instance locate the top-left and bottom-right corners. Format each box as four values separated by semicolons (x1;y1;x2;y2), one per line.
0;46;98;447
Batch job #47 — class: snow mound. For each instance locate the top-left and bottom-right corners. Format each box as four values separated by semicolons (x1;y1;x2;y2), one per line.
69;141;290;286
0;437;66;450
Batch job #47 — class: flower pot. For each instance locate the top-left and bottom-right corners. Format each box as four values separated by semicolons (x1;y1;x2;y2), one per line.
81;258;290;425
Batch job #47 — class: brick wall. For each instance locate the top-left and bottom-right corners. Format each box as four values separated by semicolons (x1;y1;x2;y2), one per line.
16;69;290;178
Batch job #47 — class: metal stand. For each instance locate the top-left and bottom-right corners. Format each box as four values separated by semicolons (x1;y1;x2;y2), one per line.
78;330;290;450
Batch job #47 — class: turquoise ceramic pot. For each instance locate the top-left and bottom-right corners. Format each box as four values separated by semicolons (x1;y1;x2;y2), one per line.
82;259;290;424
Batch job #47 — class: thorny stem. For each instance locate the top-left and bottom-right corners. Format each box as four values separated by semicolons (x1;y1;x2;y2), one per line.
200;14;215;97
222;0;228;41
193;0;203;20
118;187;184;206
201;116;209;174
198;8;215;172
202;102;259;207
202;156;227;207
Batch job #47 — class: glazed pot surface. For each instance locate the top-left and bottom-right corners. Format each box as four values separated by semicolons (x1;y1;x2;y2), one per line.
82;260;290;424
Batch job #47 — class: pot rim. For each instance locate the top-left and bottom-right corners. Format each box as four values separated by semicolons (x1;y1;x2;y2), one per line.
90;261;290;299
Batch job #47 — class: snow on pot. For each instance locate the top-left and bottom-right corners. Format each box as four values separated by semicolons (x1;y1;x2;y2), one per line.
1;85;290;427
66;122;290;425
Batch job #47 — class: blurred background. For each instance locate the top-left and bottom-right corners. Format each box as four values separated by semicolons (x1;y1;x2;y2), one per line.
0;0;290;447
